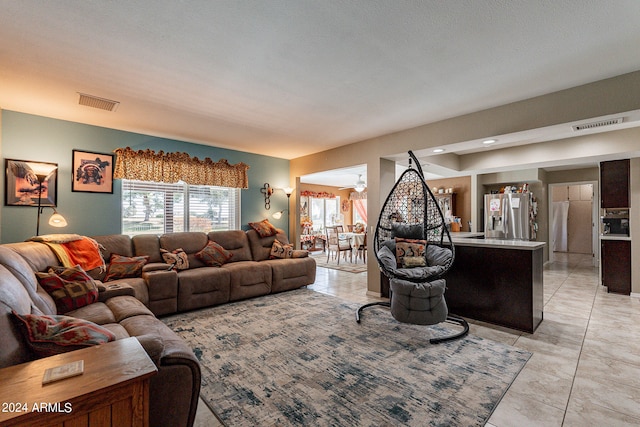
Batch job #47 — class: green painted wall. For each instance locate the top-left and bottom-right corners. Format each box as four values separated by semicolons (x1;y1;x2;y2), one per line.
0;111;290;243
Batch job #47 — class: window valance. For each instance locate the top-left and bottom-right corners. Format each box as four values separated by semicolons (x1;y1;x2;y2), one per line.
349;190;367;201
300;190;336;199
113;147;249;188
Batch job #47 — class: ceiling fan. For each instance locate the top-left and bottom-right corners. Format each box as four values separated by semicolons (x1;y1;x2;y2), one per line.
339;174;366;193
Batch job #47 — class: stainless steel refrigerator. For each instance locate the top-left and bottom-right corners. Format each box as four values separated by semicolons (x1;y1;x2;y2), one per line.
485;193;536;240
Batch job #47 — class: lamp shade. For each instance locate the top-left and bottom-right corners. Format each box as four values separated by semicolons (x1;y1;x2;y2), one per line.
48;211;67;227
28;162;57;179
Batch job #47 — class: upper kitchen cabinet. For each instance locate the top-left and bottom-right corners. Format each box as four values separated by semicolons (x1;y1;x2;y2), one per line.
600;159;630;208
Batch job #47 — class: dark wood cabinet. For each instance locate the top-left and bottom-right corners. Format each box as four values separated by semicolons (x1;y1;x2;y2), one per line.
445;244;544;333
600;159;629;208
601;239;631;295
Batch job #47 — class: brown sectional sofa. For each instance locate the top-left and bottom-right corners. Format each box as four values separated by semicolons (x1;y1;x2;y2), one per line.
0;228;315;427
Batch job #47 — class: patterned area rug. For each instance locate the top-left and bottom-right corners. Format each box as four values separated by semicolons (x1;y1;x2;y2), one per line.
163;289;530;426
312;253;367;273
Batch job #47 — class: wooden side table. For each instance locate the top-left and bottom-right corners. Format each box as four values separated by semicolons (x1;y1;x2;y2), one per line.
0;337;157;427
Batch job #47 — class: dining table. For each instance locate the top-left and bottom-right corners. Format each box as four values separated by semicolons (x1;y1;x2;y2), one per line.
338;232;366;254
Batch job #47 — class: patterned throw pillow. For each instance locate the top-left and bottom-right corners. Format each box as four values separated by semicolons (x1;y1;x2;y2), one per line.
161;248;190;270
195;241;233;267
36;265;99;314
104;254;149;281
395;237;427;267
11;311;116;358
249;218;278;237
270;240;294;259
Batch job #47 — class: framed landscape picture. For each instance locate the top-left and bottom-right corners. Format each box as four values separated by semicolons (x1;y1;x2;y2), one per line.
72;149;114;193
5;159;58;207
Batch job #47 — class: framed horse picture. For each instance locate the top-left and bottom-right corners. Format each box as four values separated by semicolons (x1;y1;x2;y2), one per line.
72;149;114;193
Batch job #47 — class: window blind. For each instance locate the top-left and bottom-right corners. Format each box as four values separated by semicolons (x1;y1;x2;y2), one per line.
122;180;240;236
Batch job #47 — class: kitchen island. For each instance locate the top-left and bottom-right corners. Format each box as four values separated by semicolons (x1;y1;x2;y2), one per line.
445;233;545;333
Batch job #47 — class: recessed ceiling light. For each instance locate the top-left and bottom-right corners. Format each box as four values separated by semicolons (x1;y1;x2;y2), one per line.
433;148;445;153
482;139;497;145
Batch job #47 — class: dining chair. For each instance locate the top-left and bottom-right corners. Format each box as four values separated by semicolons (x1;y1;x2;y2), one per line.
326;226;352;264
356;232;367;263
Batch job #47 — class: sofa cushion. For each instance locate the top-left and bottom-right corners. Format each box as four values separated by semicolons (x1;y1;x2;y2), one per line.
195;241;233;267
131;234;163;263
0;245;57;315
208;230;252;262
104;296;155;322
104;254;149;281
222;261;271;301
65;301;117;325
247;228;290;262
266;257;317;293
11;311;116;358
36;265;99;314
3;241;61;275
176;267;231;311
92;234;134;259
161;248;189;270
160;232;209;269
249;218;278;237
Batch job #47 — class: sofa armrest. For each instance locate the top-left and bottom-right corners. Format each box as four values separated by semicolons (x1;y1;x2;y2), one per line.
142;262;172;272
98;282;136;302
142;269;179;316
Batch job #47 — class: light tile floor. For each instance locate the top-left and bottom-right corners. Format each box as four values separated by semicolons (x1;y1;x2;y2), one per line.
194;252;640;426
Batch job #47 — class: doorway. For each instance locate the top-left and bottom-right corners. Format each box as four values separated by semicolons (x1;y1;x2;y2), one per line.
549;182;599;266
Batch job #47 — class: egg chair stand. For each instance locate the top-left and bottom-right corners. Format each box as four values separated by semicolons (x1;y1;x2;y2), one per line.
355;151;469;344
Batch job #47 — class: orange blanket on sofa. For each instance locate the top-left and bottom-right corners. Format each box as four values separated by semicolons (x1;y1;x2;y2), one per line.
31;234;105;272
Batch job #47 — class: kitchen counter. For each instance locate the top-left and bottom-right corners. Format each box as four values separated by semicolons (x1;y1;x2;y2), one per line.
449;231;484;239
445;235;545;333
452;235;546;250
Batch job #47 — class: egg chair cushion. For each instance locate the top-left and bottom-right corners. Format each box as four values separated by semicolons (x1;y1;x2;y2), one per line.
377;245;449;281
389;278;448;325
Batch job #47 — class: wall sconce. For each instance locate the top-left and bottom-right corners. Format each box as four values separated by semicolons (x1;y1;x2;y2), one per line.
261;183;274;210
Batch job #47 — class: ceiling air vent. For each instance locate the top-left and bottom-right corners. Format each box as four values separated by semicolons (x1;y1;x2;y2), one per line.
78;93;120;112
572;117;623;131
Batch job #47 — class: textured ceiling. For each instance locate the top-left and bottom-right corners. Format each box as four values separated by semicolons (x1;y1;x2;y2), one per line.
2;1;640;160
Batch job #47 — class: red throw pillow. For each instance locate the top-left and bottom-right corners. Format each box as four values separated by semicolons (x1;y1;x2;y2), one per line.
249;218;278;237
12;311;116;358
36;265;99;314
195;241;233;267
104;254;149;281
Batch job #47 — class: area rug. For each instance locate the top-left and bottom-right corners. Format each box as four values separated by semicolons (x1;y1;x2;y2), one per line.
163;289;531;426
312;254;367;273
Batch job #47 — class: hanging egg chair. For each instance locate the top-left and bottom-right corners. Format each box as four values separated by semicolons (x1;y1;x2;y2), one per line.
356;151;469;344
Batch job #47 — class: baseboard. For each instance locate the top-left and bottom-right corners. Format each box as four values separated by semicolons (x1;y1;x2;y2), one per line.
630;292;640;299
366;290;382;298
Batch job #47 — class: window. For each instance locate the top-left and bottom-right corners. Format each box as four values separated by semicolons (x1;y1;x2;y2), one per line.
309;196;340;232
122;180;240;236
353;201;367;224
